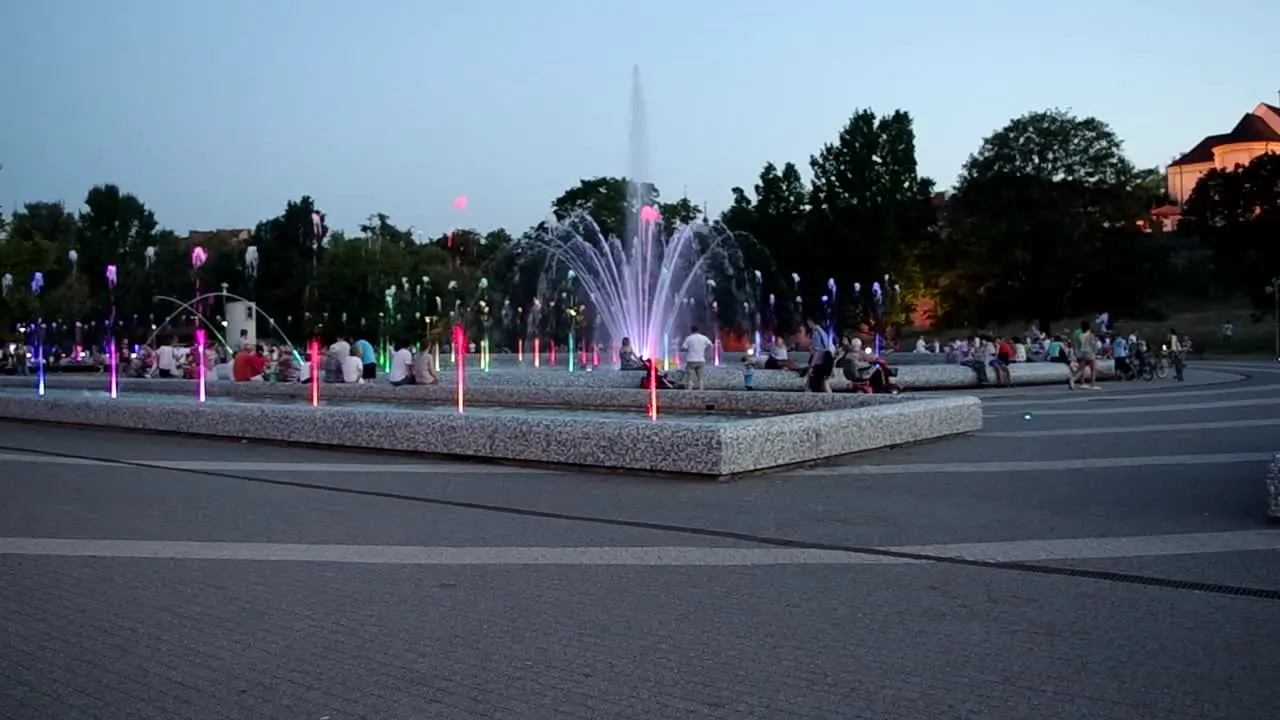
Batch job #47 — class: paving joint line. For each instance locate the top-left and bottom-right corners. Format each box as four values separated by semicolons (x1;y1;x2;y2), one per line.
2;443;1277;602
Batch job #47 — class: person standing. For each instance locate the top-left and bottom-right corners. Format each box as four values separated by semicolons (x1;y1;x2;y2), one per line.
1168;327;1185;382
1112;332;1131;378
156;338;176;379
805;319;834;394
1071;321;1099;390
681;326;713;390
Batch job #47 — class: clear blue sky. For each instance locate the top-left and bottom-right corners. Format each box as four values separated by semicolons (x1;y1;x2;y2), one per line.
1;0;1276;237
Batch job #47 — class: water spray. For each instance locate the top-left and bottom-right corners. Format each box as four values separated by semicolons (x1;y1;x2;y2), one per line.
105;265;119;398
195;329;207;403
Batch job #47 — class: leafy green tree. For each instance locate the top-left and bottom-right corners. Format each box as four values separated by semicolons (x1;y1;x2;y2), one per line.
551;176;668;240
6;202;79;322
721;162;807;329
248;196;327;339
804;109;937;326
1181;152;1280;314
937;109;1152;326
658;197;701;235
77;184;158;313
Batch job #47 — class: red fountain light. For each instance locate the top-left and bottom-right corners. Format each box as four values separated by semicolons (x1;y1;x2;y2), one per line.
309;339;320;407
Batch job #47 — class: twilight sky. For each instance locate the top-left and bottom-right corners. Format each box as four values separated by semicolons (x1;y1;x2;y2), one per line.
1;0;1276;237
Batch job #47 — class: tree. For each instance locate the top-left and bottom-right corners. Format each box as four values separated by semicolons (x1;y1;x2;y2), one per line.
805;109;937;327
1181;152;1280;313
722;162;808;330
550;176;664;240
937;109;1151;326
248;196;328;339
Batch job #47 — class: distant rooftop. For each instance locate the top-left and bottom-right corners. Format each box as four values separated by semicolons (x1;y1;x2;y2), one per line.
1169;104;1280;167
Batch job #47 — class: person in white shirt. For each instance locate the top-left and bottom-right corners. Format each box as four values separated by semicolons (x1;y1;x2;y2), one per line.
765;336;794;370
387;341;416;386
156;340;176;378
681;326;713;390
329;337;351;365
341;346;364;383
1168;327;1185;382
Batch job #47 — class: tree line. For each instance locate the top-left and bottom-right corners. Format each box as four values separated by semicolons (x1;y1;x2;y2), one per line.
1;107;1275;348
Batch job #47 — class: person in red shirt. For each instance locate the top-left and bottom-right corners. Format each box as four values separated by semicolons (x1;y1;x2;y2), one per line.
992;337;1013;386
232;345;267;382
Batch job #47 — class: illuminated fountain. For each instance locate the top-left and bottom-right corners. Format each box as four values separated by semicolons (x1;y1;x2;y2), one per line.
0;66;985;476
513;67;753;362
146;292;302;361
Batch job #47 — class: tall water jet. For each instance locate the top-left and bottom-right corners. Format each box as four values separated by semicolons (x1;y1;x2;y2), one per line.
625;64;652;248
512;67;758;360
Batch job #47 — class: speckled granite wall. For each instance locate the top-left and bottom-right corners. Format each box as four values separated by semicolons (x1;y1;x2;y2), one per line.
716;396;981;475
1267;452;1279;519
0;384;982;477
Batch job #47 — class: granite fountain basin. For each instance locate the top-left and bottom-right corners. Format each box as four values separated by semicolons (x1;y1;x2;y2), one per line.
0;377;982;477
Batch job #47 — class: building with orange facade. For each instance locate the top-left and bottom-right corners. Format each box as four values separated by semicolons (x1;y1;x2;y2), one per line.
1153;102;1280;229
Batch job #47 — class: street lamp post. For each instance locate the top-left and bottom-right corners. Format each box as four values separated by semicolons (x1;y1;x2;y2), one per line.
1266;276;1280;361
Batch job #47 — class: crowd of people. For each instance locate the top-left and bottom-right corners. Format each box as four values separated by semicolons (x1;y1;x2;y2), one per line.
912;320;1193;387
2;314;1198;394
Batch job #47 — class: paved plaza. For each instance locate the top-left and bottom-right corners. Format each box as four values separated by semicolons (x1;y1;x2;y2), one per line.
2;361;1279;719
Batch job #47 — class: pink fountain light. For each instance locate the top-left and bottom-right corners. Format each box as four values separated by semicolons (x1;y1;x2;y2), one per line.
309;340;320;407
195;329;207;403
453;195;468;210
638;204;661;225
453;326;466;413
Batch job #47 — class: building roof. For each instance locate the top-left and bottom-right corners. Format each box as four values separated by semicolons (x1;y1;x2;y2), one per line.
186;229;251;246
1170;112;1280;167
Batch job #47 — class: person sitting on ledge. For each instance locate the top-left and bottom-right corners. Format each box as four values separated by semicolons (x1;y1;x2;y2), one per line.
412;345;439;385
232;344;267;382
618;337;644;370
764;335;796;370
341;345;364;384
388;340;416;386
